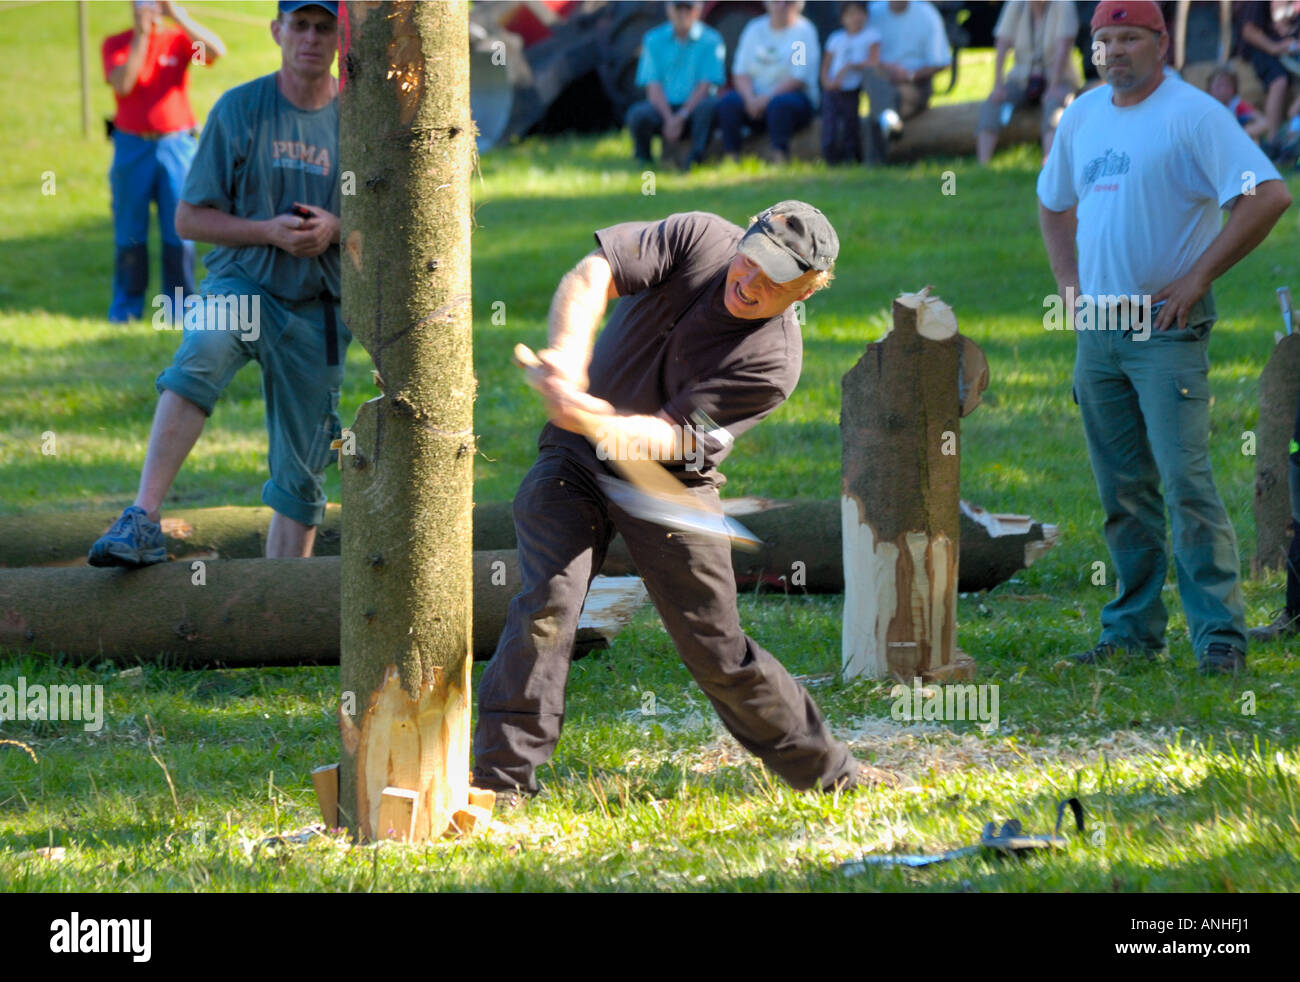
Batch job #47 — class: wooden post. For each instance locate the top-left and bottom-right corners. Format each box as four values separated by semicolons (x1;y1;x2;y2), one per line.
78;1;93;139
841;290;976;682
338;1;476;843
1253;334;1300;573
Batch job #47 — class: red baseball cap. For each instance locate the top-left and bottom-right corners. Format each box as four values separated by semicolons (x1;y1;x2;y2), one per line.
1091;0;1166;33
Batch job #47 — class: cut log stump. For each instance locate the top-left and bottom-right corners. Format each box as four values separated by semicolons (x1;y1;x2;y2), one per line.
841;290;975;682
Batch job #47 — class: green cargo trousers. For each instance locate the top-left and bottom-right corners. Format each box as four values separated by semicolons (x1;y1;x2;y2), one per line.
1071;291;1247;656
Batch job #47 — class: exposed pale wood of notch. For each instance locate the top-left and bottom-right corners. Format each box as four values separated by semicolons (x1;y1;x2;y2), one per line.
311;763;339;828
377;786;420;843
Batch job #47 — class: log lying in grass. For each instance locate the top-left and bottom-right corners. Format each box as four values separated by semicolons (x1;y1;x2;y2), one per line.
0;498;1056;592
0;554;647;666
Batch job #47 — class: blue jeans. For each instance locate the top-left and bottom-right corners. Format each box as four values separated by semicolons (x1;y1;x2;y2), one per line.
1072;292;1247;655
715;89;814;155
108;129;197;322
625;97;716;163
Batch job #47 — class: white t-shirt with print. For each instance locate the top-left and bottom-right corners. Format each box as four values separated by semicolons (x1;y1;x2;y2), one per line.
825;26;882;90
733;15;822;108
1037;74;1281;298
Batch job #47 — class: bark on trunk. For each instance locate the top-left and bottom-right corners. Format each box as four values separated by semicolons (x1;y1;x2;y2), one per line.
841;291;975;682
1253;334;1300;573
0;556;645;665
338;0;475;841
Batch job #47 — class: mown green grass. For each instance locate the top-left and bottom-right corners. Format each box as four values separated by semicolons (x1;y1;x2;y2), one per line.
1;1;1298;892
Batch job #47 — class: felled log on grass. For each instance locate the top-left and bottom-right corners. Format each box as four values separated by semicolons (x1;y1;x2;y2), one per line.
0;498;1057;593
841;290;976;683
0;554;647;666
1253;333;1300;573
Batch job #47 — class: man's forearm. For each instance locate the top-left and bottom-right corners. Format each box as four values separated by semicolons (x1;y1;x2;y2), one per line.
1190;181;1292;285
1038;202;1079;293
912;63;943;83
171;6;226;63
547;253;614;379
175;203;269;248
590;412;690;462
678;80;712;116
992;40;1010;87
109;35;149;95
733;74;756;102
646;81;674;123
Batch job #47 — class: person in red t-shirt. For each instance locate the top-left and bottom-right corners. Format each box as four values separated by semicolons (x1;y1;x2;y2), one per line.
103;1;225;323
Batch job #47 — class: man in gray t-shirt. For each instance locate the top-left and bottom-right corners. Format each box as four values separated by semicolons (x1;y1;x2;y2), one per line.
90;0;346;569
474;202;898;805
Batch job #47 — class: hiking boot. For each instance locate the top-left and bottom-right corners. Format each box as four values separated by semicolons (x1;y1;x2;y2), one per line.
1068;640;1158;665
88;506;166;568
1247;609;1300;643
1198;642;1246;675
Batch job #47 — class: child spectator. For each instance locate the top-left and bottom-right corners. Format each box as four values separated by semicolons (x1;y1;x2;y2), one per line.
1207;63;1268;140
820;1;881;164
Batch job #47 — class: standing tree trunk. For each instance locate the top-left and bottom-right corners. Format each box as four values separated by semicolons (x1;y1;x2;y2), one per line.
1253;334;1300;573
841;290;976;683
337;0;475;842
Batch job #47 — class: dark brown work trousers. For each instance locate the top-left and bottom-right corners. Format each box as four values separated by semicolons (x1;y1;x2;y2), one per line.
471;447;856;794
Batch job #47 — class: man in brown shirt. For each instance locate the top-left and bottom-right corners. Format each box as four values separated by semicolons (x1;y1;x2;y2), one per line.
473;202;893;805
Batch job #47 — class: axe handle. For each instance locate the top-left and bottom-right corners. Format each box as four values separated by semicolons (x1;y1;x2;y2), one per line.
512;343;692;501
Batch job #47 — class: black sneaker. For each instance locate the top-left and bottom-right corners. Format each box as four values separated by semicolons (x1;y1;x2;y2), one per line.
1198;643;1245;675
1247;609;1300;643
1069;641;1121;665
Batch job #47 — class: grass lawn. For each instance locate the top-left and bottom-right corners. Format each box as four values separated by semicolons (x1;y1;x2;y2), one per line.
1;1;1298;893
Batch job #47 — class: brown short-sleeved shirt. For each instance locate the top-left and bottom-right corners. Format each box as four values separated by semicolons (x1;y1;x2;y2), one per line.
538;211;802;488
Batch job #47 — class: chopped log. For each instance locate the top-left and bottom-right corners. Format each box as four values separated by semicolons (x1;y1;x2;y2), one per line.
841;291;974;682
312;764;340;828
376;786;420;842
1253;334;1300;573
0;556;648;666
883;101;1045;163
0;498;1057;592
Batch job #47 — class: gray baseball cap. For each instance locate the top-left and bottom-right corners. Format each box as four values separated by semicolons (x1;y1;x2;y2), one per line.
739;201;839;284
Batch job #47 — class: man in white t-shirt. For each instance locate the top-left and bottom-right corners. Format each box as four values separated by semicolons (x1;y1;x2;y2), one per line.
862;0;950;157
1037;0;1291;675
714;1;821;163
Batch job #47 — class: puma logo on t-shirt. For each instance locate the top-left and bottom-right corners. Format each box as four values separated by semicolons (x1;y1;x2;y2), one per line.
271;139;332;177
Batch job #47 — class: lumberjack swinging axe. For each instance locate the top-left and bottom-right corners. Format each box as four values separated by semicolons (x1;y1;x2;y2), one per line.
512;343;761;549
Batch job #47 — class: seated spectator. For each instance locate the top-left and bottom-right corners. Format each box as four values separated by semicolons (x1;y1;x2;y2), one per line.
862;1;951;160
1208;62;1269;139
820;1;881;164
1236;0;1300;148
976;1;1078;165
715;1;821;164
625;1;726;169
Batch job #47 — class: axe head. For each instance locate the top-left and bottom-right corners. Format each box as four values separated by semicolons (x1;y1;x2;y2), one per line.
597;474;762;551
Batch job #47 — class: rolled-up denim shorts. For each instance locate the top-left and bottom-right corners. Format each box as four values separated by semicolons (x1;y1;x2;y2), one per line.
154;275;351;526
